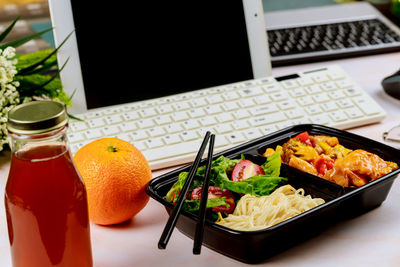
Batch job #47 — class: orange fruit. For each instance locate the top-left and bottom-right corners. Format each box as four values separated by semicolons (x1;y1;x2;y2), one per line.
73;138;152;225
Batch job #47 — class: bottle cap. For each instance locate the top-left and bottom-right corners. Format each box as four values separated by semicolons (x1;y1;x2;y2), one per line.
7;101;68;135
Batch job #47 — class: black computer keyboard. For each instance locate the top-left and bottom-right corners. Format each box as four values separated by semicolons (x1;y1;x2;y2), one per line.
267;19;400;66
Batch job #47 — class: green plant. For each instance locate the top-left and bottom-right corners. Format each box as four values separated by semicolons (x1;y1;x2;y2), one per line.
0;17;72;151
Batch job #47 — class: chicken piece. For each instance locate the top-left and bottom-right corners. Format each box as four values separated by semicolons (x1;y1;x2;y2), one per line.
288;156;318;176
324;149;399;187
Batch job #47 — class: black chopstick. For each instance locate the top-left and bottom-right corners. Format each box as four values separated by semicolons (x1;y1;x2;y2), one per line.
158;131;211;250
193;134;215;255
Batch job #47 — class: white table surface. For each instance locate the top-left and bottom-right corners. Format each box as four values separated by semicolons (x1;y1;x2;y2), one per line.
1;52;400;267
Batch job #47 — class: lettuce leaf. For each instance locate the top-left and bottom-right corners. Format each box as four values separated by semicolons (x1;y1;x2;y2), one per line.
182;197;228;213
261;146;282;177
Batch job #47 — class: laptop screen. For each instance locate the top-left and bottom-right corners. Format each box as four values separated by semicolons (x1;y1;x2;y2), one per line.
69;1;255;110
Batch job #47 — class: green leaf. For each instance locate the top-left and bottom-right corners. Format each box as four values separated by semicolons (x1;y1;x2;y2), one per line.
165;172;188;202
217;175;286;196
67;113;83;121
17;31;73;75
15;50;57;73
182;197;228;213
261;146;282;177
0;16;20;43
22;58;69;92
0;28;53;50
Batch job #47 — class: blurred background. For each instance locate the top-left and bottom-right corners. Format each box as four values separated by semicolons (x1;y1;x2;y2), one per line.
0;0;399;55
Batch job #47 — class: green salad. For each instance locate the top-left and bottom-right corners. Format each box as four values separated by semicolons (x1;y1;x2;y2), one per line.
165;148;287;219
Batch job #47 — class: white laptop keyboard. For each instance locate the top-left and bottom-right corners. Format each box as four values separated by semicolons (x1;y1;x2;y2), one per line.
67;65;386;170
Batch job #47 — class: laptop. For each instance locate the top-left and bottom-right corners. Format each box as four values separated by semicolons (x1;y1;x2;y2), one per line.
48;0;271;115
264;2;400;66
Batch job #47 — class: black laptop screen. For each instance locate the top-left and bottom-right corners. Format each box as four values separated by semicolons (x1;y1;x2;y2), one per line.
70;1;254;109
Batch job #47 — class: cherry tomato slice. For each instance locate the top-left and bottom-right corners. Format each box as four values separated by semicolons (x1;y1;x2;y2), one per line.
295;131;312;146
231;160;265;182
191;186;235;213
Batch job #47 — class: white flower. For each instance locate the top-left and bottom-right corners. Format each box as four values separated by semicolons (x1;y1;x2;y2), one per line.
0;46;23;151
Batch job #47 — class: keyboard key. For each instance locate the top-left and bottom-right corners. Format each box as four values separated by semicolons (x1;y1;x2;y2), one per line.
102;125;121;136
304;85;322;94
321;102;338;112
281;80;298;89
156;104;174;114
297;96;314;106
222;101;240;111
120;122;137;132
336;99;354;108
115;133;132;142
216;113;234;123
172;102;191;111
329;110;348;122
289;88;306;98
154;115;172;125
305;104;323;115
180;130;199;141
190;98;207;108
142;140;201;162
183;119;201;130
137;118;155;128
270;92;288;102
222;91;240;101
248;112;286;126
171;111;189;121
233;109;250;119
254;95;271;105
131;130;148;141
88;118;105;128
249;105;279;115
238;98;256;108
285;109;305;119
163;134;181;145
214;123;233;134
104;114;123;125
148;127;166;137
353;97;381;115
225;133;246;144
84;129;102;139
242;129;262;140
122;111;140;121
139;108;157;118
328;90;346;100
205;105;223;115
313;93;330;103
277;100;296;110
70;121;88;132
68;132;85;143
311;114;331;125
200;117;217;126
259;125;278;134
145;138;164;149
188;108;206;118
345;107;364;119
166;123;184;133
231;120;249;130
206;95;224;104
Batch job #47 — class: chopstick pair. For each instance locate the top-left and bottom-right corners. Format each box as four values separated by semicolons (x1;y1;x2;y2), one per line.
158;131;215;255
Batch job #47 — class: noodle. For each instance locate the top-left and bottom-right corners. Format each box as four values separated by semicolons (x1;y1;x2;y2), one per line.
217;185;325;231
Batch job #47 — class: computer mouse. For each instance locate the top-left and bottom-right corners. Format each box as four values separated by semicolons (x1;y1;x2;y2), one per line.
382;69;400;100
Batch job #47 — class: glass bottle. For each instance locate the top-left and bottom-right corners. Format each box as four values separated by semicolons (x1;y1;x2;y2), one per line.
4;101;93;267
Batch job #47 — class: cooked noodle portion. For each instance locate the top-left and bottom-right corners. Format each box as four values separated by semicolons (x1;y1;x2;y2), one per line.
217;185;325;231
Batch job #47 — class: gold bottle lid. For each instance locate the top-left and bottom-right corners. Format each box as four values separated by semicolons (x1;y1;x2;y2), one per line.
7;101;68;135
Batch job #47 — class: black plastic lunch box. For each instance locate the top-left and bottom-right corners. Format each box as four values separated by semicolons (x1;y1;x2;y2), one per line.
146;124;400;264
